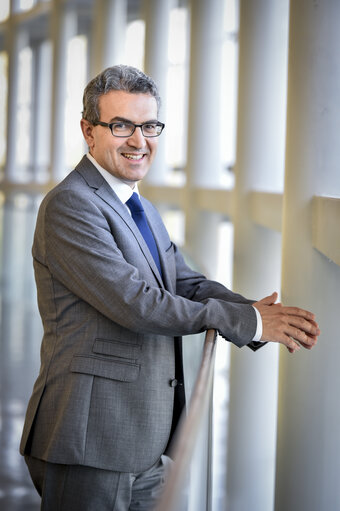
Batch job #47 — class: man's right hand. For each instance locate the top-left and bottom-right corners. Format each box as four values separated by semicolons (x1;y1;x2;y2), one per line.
253;292;320;353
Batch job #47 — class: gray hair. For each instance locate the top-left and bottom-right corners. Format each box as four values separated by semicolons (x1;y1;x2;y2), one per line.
82;65;161;123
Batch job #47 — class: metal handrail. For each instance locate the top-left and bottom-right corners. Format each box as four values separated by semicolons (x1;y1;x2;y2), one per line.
155;329;218;511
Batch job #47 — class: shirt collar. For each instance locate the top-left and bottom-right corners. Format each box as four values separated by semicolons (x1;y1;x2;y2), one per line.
86;152;139;204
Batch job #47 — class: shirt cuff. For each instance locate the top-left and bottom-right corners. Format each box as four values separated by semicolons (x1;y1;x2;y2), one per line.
252;306;264;342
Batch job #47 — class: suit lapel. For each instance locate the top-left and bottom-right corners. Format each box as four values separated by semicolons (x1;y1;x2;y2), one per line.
75;157;164;288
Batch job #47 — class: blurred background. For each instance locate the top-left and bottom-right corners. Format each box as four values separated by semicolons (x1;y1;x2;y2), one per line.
0;0;339;510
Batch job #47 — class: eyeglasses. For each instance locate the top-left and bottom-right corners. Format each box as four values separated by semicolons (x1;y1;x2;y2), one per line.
94;120;165;138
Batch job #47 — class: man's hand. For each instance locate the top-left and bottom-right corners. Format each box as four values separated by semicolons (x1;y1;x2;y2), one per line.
253;292;320;353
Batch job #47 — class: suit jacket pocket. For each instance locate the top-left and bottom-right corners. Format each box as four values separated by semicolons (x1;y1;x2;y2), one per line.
92;338;141;361
70;355;140;382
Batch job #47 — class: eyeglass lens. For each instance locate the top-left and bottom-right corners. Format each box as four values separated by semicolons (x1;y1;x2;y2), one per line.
111;122;163;137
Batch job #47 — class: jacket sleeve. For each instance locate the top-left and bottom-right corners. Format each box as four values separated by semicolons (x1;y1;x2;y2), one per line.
171;241;265;351
172;242;253;304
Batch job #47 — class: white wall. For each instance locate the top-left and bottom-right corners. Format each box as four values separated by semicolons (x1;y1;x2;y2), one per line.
275;1;340;509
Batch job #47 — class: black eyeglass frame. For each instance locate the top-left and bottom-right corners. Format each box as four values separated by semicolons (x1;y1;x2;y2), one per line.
93;120;165;138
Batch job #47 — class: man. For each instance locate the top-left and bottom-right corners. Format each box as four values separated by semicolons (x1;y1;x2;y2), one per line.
20;65;319;510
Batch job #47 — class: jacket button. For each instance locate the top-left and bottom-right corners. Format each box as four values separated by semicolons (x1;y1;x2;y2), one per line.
169;379;178;387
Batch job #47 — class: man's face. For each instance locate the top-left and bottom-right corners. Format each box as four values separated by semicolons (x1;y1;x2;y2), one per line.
81;90;159;187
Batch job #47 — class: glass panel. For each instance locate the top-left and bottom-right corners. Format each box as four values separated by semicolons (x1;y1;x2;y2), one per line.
223;0;239;32
221;0;239;172
19;0;35;12
65;35;87;169
182;333;211;511
220;38;238;171
16;46;32;170
166;7;188;168
125;20;145;71
0;192;42;508
0;52;8;168
211;220;234;510
35;40;52;181
0;0;10;22
161;209;185;247
166;65;187;168
168;8;187;66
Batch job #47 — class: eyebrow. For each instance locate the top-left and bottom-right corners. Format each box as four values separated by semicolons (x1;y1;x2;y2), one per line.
109;116;159;124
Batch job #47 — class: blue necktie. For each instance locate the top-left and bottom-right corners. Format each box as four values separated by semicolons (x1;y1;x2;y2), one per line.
126;193;163;278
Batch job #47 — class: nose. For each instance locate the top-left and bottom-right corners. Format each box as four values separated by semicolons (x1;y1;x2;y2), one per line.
126;126;146;149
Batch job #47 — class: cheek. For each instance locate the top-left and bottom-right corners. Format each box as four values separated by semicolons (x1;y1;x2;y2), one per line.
149;141;158;156
100;142;120;160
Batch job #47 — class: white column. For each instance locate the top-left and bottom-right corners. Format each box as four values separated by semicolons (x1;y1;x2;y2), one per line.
184;0;225;271
226;1;289;510
90;0;127;78
30;41;39;179
31;40;52;182
5;26;28;181
50;2;77;181
186;0;224;189
275;2;340;510
143;0;172;185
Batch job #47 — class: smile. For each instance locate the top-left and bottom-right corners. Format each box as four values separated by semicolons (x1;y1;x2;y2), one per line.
121;153;145;161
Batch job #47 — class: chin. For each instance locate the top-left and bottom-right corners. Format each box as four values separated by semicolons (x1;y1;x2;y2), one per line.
128;170;148;181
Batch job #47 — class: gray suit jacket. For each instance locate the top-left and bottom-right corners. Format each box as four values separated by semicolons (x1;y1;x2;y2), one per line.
20;156;259;473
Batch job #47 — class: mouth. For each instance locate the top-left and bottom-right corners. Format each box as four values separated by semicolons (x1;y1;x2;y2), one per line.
121;152;146;161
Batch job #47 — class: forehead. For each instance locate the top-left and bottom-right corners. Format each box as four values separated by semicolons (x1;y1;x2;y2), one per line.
98;90;158;121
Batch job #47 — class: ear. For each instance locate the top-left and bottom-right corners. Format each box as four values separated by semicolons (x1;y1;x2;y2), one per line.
80;119;95;149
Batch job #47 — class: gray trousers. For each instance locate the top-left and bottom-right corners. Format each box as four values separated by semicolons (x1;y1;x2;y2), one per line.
25;455;171;511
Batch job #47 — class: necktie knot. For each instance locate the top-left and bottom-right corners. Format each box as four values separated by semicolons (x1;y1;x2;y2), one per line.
126;192;144;214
